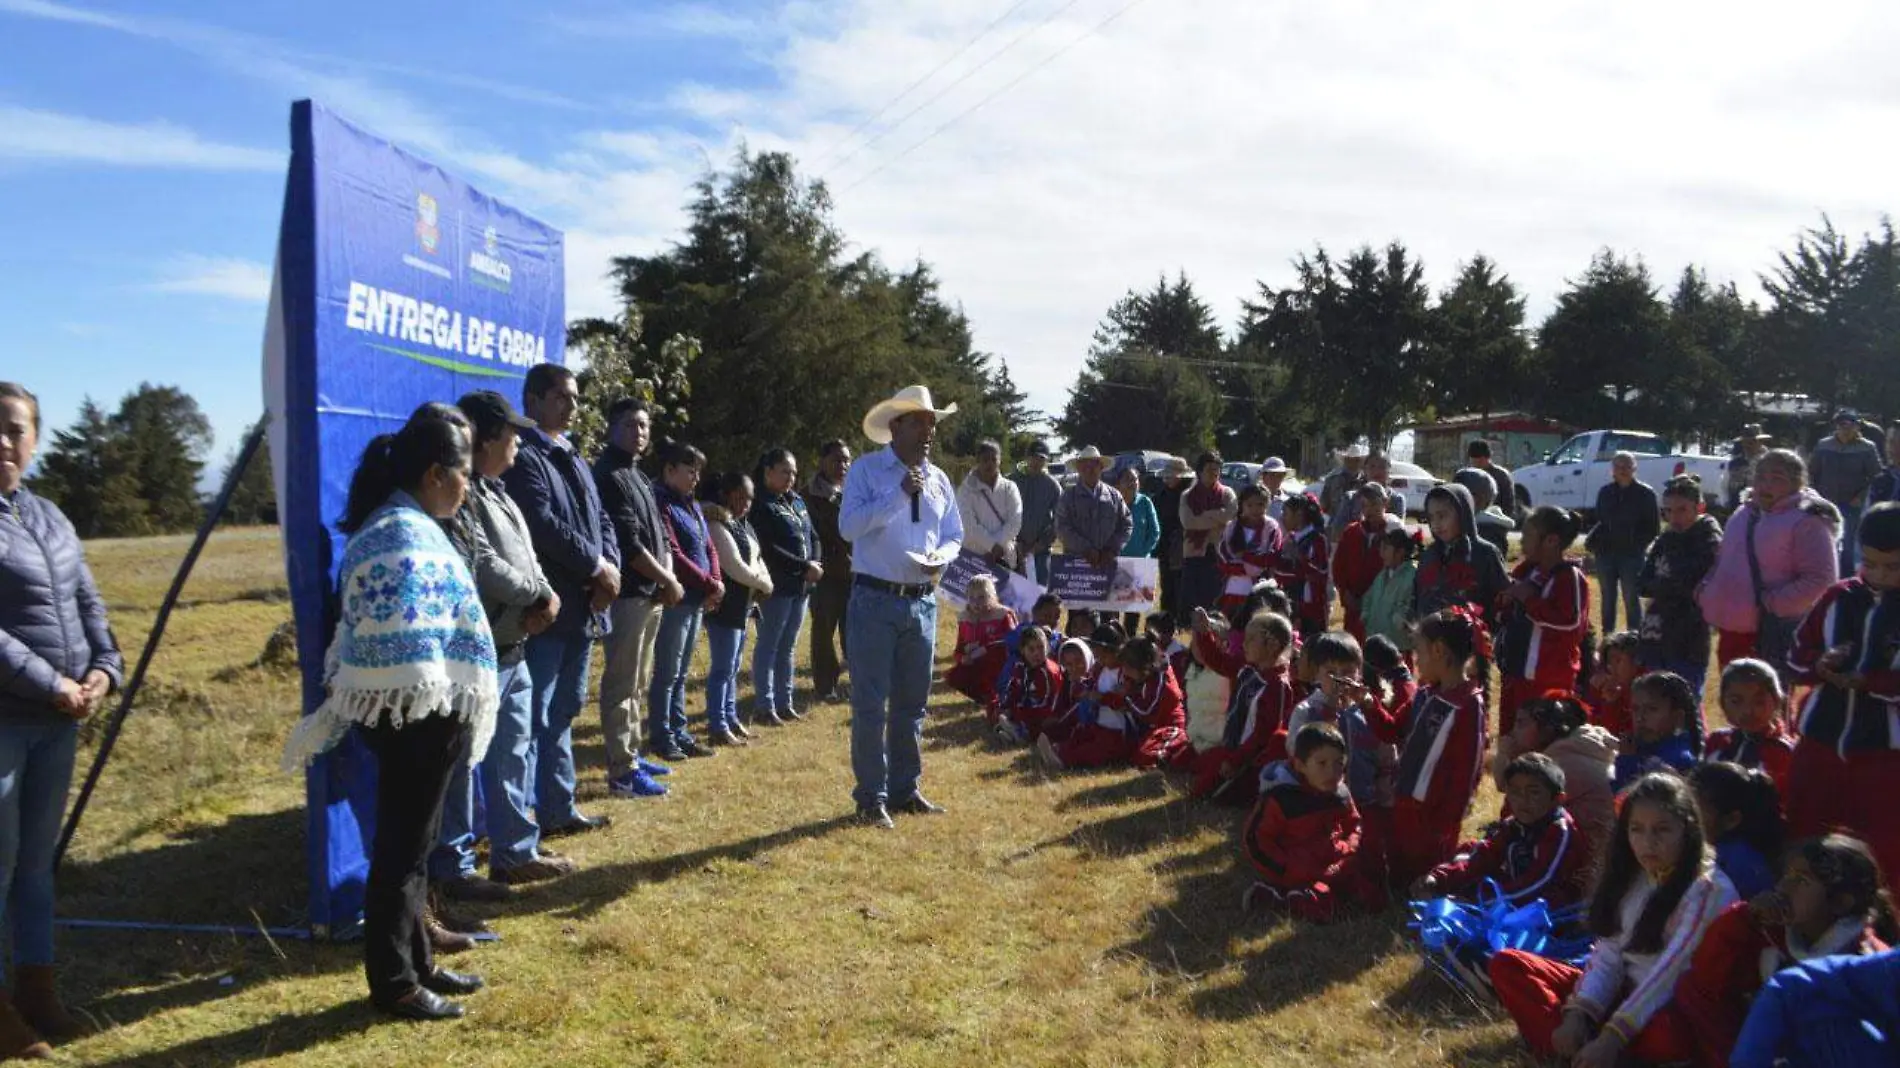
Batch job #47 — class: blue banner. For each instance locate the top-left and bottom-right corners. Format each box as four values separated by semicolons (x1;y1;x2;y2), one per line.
265;100;564;936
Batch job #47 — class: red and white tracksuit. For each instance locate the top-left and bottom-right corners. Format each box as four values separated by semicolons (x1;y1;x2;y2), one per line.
1703;723;1796;805
1495;557;1588;735
1217;517;1282;612
1127;666;1189;769
1275;524;1331;636
997;658;1065;740
1184;628;1295;802
1365;676;1487;887
1786;577;1900;879
1243;779;1368;921
1426;807;1592;910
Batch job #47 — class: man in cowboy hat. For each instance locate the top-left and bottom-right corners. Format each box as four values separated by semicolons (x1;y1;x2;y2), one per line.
1321;443;1370;539
838;385;965;829
1010;440;1062;583
1054;446;1132;571
1726;422;1774;511
1256;456;1293;522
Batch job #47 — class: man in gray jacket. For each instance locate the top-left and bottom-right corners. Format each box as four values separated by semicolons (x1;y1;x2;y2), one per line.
1812;409;1884;574
1010;440;1062;584
1055;446;1132;567
435;391;573;895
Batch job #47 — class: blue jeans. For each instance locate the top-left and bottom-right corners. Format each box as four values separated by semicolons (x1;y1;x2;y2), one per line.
846;584;938;809
1839;503;1862;576
525;629;593;830
0;719;77;971
432;659;537;878
753;592;808;716
705;621;747;734
648;599;703;751
1596;551;1645;634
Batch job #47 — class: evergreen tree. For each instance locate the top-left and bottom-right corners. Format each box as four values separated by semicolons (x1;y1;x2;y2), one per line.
112;382;212;532
1427;255;1531;426
220;417;277;526
1058;276;1225;453
1661;267;1751;439
1532;250;1673;431
27;400;148;538
1759;217;1860;409
593;148;988;473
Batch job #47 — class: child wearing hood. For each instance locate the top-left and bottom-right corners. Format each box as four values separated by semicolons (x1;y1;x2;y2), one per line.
945;574;1018;712
1639;474;1723;698
1453;467;1516;561
1415;482;1510;626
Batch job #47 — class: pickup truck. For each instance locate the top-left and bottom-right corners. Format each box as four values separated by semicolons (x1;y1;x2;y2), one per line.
1510;430;1731;515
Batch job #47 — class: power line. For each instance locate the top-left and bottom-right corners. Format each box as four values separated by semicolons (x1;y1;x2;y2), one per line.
838;0;1154;194
808;0;1038;170
822;0;1093;180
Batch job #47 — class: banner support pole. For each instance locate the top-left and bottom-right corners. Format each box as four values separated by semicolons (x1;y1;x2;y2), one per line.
56;413;273;870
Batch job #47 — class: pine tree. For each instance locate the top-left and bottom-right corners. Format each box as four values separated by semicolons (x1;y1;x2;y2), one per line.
220;417;277;526
1532;250;1673;430
28;400;148;538
111;382;212;532
1428;255;1530;427
1058;275;1225;454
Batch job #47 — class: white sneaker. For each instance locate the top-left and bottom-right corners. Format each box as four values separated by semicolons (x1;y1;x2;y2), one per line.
1036;734;1065;769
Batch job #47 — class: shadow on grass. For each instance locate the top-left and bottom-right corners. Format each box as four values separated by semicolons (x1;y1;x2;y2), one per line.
81;999;378;1068
508;815;859;922
55;807;373;1039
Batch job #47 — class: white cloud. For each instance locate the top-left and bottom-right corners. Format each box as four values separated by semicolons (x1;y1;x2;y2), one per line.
150;256;272;302
0;105;281;170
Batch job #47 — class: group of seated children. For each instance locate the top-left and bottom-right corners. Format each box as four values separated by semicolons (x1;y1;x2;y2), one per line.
950;489;1900;1067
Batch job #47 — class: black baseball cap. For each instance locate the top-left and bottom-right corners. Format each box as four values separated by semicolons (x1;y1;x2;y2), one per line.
457;390;536;442
1030;440;1052;458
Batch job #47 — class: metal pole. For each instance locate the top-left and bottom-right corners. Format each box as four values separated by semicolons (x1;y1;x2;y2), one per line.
56;414;272;869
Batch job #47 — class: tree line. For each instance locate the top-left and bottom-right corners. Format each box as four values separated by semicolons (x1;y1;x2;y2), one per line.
1061;218;1900;461
29;144;1897;539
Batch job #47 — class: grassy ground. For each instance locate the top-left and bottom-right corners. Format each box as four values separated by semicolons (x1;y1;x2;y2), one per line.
42;528;1661;1067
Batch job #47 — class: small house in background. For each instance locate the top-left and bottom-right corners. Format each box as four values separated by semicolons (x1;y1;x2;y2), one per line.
1408;412;1572;476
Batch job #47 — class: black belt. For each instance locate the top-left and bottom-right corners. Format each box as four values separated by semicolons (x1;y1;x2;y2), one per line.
855;574;935;600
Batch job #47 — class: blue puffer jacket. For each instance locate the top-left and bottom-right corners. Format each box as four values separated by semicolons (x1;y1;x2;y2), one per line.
1;488;124;725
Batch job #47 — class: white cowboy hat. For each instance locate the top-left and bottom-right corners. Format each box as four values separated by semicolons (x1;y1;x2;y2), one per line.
1339;443;1370;459
1070;446;1106;464
862;385;959;445
1260;456;1289;473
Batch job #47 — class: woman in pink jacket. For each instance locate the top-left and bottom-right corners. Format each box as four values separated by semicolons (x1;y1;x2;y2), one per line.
1695;449;1840;669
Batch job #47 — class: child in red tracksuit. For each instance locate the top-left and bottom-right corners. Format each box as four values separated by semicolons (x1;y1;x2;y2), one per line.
1363;606;1490;889
1041;633;1152;771
1184;608;1298;804
1496;506;1589;736
1587;630;1642;737
1674;834;1895;1068
996;625;1065;744
1039;638;1095;744
1704;658;1796;802
1275;494;1331;640
1786;504;1900;881
1120;638;1189;769
1217;486;1282;614
1415;752;1593;910
1242;722;1365;923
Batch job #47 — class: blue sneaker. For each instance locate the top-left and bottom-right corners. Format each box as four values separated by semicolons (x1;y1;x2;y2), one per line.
637;757;672;777
608;770;668;798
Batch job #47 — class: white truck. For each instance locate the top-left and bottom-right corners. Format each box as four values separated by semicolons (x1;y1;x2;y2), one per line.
1510;429;1731;516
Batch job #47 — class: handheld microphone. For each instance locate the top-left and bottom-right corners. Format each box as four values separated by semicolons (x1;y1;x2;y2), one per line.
911;442;929;523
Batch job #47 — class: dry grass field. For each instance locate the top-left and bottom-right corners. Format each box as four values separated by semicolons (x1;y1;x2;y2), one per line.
42;527;1690;1067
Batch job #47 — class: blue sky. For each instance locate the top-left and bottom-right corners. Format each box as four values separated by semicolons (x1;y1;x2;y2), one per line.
4;0;1897;478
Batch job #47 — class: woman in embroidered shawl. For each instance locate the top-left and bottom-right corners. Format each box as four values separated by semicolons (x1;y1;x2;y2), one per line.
283;403;499;1022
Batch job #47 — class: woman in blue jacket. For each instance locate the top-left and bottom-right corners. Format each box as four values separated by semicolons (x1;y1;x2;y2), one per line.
0;382;123;1058
749;447;822;726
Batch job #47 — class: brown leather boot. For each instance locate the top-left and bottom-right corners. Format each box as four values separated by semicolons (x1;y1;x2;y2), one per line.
0;994;53;1060
12;966;87;1044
